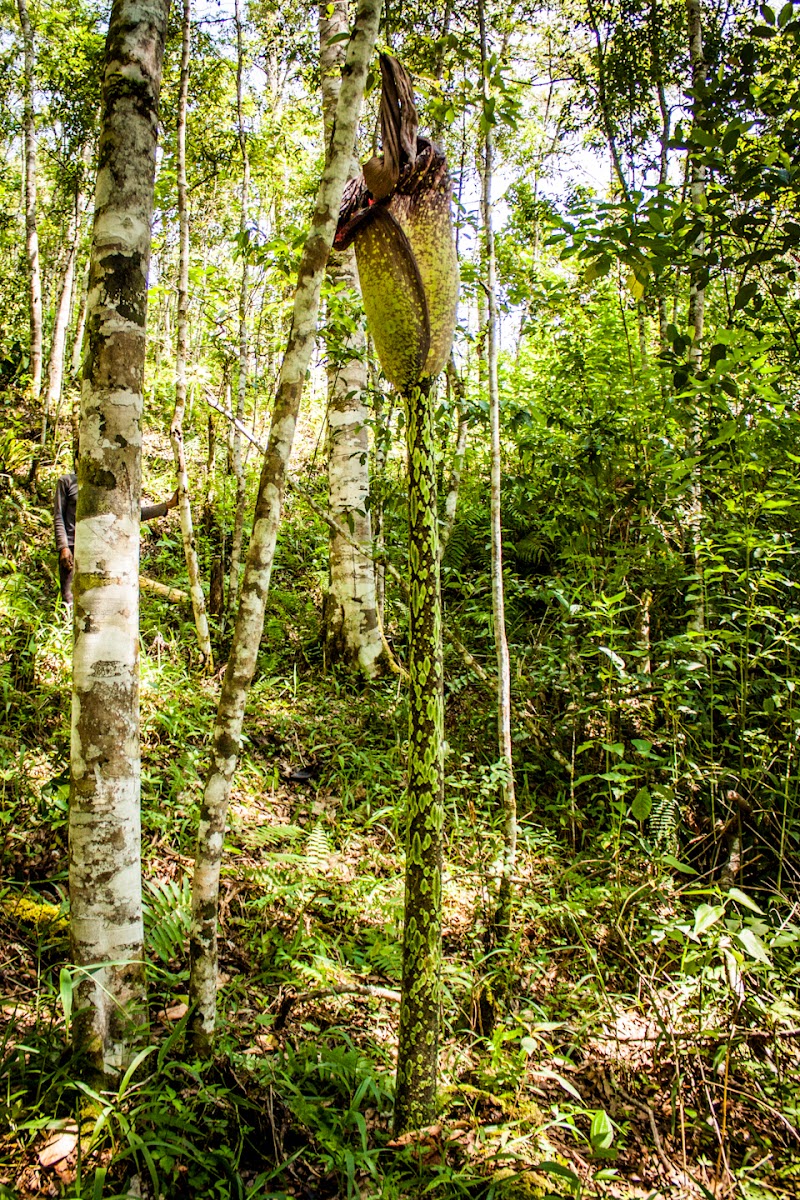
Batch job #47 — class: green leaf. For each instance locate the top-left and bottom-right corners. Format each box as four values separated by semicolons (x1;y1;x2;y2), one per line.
537;1067;583;1102
693;903;725;937
631;787;652;821
584;255;611;282
59;969;73;1031
590;1109;614;1150
734;282;759;309
726;887;764;914
626;271;646;300
736;927;771;965
534;1162;582;1193
661;853;697;875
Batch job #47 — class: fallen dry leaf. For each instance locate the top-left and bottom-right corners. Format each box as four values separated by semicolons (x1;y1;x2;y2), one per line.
38;1131;77;1168
165;1002;188;1021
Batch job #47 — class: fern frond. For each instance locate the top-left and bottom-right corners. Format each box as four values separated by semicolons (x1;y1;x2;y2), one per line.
143;875;192;964
305;825;331;876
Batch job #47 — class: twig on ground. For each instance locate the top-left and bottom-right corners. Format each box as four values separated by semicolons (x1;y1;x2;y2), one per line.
274;983;401;1029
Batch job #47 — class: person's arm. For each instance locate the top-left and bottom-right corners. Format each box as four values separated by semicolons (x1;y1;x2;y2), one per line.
140;489;178;523
54;478;71;554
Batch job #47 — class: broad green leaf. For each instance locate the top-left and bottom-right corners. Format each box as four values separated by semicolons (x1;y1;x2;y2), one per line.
727;888;764;914
736;927;771;965
626;271;645;300
693;903;725;937
661;854;697;875
723;949;744;999
590;1109;614;1150
631;787;652;821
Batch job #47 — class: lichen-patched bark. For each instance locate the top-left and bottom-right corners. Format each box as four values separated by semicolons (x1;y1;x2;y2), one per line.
171;0;213;669
69;0;170;1079
320;0;383;676
189;0;383;1054
394;378;445;1133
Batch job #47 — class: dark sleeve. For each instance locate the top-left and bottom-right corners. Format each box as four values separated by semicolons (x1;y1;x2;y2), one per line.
54;478;70;552
140;501;169;522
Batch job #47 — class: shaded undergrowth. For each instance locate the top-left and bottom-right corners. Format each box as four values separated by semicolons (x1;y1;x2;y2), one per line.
2;466;800;1200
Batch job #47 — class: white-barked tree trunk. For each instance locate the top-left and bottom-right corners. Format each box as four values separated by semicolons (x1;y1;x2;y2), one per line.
320;0;384;677
69;0;170;1079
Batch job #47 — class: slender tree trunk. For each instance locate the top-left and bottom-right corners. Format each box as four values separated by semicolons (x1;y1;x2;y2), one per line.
319;1;384;676
189;0;382;1054
205;413;225;617
71;263;89;381
370;352;391;621
45;187;83;444
686;0;707;653
226;0;250;629
70;265;89;464
17;0;43;418
439;357;468;558
69;0;170;1079
393;378;445;1133
479;0;516;942
171;0;213;668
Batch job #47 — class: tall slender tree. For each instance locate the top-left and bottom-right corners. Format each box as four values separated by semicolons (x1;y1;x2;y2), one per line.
171;0;213;668
320;0;384;677
189;0;383;1055
16;0;43;420
226;0;251;628
478;0;516;943
69;0;171;1079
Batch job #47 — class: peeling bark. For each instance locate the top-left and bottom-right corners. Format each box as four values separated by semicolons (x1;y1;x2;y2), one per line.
188;0;383;1054
320;0;383;677
69;0;170;1080
171;0;213;669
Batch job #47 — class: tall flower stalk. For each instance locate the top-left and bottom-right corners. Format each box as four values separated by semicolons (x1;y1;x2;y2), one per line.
335;56;459;1131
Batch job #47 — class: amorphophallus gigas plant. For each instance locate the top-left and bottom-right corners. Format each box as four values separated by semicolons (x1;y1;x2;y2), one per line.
334;55;458;1134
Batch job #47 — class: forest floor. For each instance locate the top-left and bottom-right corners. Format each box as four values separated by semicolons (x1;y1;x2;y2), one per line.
1;462;800;1200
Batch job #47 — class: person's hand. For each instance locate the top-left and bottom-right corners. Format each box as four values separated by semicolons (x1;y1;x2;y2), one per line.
59;546;74;570
166;488;179;511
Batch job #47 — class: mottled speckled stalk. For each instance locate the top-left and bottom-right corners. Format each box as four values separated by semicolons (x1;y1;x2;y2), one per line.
394;378;444;1133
